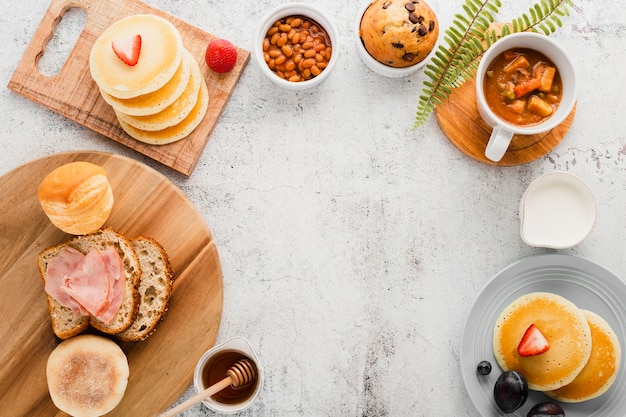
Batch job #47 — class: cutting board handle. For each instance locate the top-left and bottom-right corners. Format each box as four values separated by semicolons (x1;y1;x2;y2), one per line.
28;0;89;78
16;0;122;83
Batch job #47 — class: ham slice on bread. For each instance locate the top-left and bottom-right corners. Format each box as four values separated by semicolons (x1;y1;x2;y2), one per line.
45;246;125;325
38;228;173;341
38;228;141;339
97;246;127;323
43;247;90;317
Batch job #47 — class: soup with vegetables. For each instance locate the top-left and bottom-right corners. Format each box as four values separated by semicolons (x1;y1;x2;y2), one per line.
483;48;563;126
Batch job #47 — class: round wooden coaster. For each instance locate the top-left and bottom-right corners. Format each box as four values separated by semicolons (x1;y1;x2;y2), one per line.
434;77;576;166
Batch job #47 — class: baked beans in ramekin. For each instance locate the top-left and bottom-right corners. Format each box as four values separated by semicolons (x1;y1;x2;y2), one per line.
255;3;338;90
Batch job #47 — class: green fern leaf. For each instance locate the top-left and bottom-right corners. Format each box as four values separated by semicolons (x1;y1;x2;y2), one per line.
530;6;538;22
454;16;471;31
517;0;573;33
485;0;502;13
444;33;460;47
440;85;453;95
423;70;439;82
536;3;544;17
429;56;445;70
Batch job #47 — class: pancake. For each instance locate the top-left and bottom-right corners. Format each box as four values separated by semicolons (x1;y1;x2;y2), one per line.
116;78;209;145
89;14;183;99
546;310;621;402
116;54;202;131
99;48;192;116
493;292;592;391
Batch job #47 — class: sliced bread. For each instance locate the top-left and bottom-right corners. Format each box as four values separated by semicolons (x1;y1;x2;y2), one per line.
116;236;173;341
38;228;142;338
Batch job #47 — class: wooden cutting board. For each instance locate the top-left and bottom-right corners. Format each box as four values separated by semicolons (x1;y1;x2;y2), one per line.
0;151;223;416
435;74;576;166
7;0;250;176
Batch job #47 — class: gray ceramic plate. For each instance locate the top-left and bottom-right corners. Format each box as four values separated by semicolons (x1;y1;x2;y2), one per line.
461;254;626;417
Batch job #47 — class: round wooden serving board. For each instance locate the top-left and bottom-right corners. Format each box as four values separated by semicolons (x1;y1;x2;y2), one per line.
0;151;223;416
435;77;576;166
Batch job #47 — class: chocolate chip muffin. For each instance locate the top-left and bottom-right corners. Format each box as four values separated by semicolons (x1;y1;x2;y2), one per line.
359;0;439;68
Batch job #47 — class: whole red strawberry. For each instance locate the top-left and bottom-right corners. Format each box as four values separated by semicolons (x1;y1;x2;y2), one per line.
205;39;237;73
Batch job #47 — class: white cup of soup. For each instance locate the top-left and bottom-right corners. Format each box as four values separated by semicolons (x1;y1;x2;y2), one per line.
475;32;577;162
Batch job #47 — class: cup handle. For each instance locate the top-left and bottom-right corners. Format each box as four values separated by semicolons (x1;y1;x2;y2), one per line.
485;125;514;162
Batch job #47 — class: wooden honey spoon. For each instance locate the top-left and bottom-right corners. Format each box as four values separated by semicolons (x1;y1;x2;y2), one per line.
158;358;257;417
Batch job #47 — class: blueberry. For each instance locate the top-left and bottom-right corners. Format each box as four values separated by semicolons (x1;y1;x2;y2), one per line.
477;360;492;375
493;370;528;413
527;402;565;417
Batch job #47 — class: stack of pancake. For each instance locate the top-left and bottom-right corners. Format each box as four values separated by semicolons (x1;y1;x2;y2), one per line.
89;14;209;145
493;292;621;402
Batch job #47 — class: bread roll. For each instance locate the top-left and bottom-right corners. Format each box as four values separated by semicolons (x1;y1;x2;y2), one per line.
46;335;129;417
38;161;114;235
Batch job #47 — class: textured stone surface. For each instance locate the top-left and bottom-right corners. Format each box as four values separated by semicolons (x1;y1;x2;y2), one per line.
1;0;625;416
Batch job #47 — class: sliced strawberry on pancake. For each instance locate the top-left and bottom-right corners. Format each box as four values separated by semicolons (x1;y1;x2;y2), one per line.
518;324;550;357
112;34;142;66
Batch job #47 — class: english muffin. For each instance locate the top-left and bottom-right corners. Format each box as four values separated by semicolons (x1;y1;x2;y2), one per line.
546;310;621;402
46;335;129;417
493;292;592;391
359;0;439;68
89;14;183;99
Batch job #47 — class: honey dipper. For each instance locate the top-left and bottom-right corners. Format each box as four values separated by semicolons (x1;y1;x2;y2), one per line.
158;358;257;417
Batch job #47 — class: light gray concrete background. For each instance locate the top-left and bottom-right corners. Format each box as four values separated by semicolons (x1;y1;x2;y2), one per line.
1;0;625;416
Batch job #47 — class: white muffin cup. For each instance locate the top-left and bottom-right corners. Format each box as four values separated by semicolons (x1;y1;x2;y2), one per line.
355;0;440;78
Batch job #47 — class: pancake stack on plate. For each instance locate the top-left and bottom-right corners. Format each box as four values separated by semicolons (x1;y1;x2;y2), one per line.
89;14;209;145
493;292;621;402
